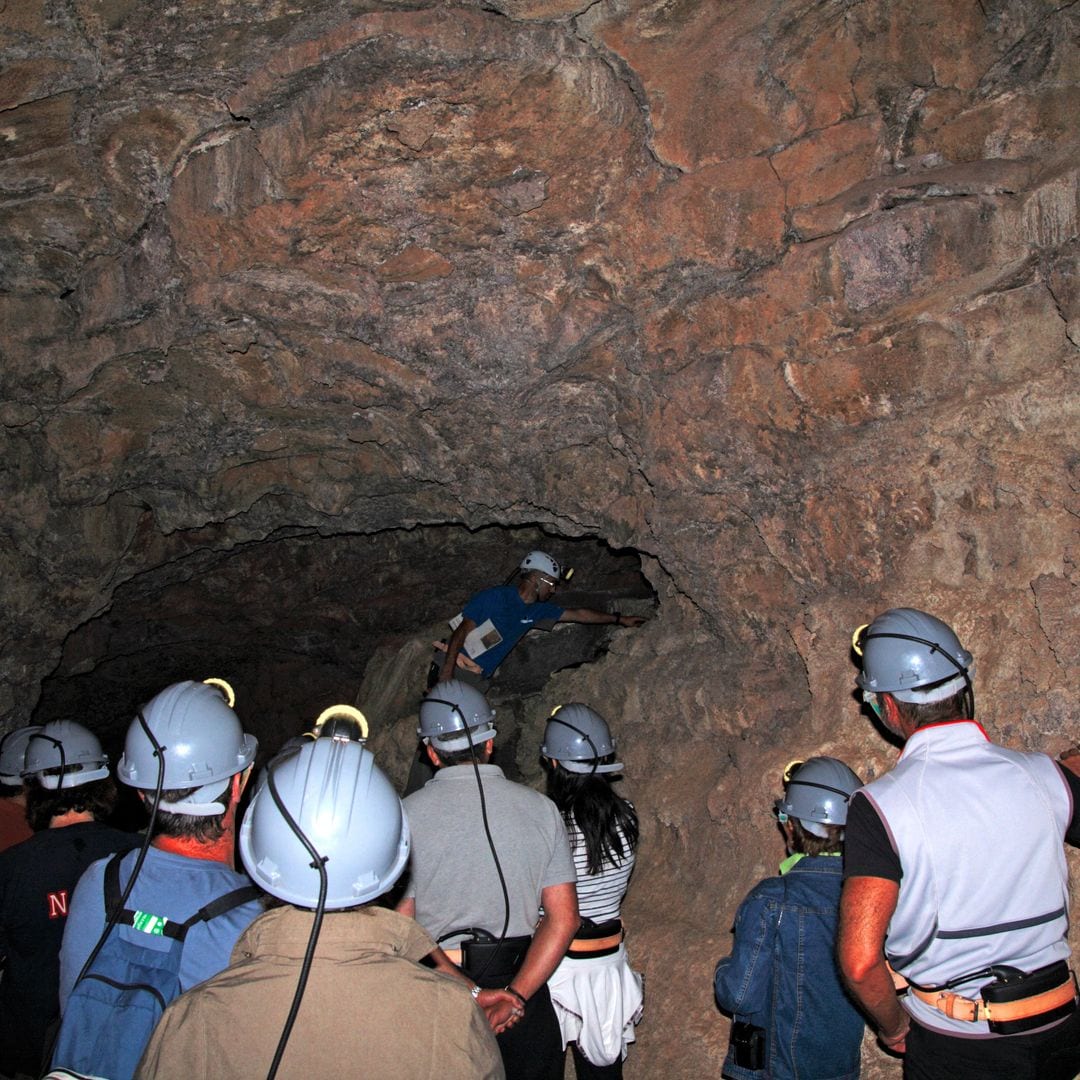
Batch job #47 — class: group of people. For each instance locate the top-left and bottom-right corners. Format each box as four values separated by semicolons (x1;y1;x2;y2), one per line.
2;548;1079;1080
0;550;646;1080
714;607;1080;1080
0;680;642;1080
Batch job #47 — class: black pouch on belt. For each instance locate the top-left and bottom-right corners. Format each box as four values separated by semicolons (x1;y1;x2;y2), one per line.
576;916;622;938
981;959;1076;1035
730;1020;766;1069
461;933;533;986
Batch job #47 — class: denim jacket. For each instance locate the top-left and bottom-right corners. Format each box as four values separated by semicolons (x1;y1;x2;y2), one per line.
713;855;863;1080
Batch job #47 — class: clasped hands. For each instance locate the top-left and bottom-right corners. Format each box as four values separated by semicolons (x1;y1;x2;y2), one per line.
476;988;525;1034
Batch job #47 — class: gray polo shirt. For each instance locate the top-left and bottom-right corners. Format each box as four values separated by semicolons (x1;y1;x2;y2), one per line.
403;763;575;946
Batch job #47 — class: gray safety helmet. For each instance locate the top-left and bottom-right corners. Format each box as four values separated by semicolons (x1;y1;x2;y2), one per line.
520;550;561;581
0;725;42;784
855;608;973;704
22;720;110;790
118;680;257;816
541;704;623;775
239;735;410;909
777;757;862;838
417;679;497;753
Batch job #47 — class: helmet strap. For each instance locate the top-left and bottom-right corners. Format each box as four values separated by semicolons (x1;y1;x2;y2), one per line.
156;777;231;817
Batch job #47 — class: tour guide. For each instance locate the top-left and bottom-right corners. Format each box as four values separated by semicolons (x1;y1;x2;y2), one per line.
436;550;645;685
838;608;1080;1079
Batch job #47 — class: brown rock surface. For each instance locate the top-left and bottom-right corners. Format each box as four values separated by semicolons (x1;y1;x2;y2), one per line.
2;2;1078;1076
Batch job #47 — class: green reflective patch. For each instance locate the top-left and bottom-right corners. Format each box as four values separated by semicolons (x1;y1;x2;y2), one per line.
132;911;168;935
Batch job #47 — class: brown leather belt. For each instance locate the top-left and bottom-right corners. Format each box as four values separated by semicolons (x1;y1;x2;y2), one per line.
910;973;1078;1023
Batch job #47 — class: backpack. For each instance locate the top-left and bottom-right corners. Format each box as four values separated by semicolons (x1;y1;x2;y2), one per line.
51;851;260;1080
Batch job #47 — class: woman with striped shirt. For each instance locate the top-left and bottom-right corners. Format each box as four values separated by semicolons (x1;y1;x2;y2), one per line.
541;704;644;1079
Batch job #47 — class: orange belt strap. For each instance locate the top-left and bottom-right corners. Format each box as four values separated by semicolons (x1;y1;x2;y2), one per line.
910;972;1077;1023
567;928;625;955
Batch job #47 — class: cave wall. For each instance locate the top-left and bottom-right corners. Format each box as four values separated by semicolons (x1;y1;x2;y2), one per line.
1;1;1078;1075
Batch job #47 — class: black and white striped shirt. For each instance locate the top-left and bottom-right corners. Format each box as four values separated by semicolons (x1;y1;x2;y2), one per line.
567;815;635;923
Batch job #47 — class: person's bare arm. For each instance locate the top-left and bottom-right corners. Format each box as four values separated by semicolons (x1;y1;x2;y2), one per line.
838;875;909;1054
440;617;475;682
507;881;579;1003
558;608;646;627
473;881;580;1033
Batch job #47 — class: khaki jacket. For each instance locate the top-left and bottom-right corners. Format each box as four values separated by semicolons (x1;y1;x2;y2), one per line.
136;904;504;1080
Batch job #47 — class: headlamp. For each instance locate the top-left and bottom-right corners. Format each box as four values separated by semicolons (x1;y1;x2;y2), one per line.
203;677;236;708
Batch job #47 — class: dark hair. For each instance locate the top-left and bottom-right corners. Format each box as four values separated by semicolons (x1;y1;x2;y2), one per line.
0;782;23;800
545;762;638;876
430;740;492;769
149;784;235;842
892;687;969;729
789;818;844;857
26;776;118;832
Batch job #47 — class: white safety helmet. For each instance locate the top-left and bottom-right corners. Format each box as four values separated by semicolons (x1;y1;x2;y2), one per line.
776;757;862;838
23;720;110;790
417;680;496;753
117;679;257;816
239;732;410;908
520;550;561;581
0;725;42;784
541;704;623;774
854;608;973;705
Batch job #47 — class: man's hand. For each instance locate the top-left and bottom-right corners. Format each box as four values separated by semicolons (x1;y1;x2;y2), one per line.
878;1014;910;1055
477;989;524;1034
1059;747;1080;776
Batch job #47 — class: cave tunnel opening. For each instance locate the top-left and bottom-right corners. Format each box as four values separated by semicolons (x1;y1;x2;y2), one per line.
32;523;656;798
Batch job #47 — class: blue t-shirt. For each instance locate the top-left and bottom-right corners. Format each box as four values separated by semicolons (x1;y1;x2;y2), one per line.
461;585;563;676
58;846;263;1010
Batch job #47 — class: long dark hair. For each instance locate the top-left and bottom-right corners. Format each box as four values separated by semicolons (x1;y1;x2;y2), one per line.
546;761;639;876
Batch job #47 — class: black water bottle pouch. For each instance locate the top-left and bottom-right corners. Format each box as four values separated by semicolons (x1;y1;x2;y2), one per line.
730;1020;766;1070
982;960;1076;1035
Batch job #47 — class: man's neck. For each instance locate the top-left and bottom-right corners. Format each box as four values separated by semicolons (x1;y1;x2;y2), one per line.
152;831;236;867
49;809;94;828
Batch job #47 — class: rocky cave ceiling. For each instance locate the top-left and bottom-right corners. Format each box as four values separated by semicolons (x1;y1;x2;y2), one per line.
1;0;1078;1075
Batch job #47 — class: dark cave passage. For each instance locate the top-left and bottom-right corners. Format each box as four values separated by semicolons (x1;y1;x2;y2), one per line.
32;524;656;775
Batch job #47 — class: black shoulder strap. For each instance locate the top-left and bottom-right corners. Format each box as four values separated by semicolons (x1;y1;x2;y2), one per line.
101;853;260;943
102;850;126;922
180;885;262;931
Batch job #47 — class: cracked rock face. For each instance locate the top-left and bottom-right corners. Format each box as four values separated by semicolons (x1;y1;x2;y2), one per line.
2;2;1077;1075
